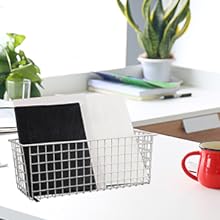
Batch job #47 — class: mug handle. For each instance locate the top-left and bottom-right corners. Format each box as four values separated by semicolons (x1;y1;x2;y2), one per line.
181;151;201;181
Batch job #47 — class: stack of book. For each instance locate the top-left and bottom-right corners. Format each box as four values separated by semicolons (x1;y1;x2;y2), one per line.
88;72;181;101
0;99;16;133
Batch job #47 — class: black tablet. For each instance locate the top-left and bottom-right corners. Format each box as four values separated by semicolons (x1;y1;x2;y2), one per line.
14;103;96;198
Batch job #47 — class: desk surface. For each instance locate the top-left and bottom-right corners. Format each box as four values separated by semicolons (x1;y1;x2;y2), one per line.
1;133;220;220
128;87;220;127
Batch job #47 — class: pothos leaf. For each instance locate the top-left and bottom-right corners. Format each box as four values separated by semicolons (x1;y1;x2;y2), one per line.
0;82;6;99
0;33;43;98
7;33;26;48
8;63;41;83
0;72;8;99
31;83;41;97
0;46;11;74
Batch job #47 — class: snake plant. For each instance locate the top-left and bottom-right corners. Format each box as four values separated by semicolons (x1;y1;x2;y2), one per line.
117;0;191;59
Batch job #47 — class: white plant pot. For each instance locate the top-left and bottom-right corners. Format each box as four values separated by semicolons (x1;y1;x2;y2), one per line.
137;57;173;82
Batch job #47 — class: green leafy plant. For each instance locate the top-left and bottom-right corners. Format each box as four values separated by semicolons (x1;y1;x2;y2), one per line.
117;0;191;59
0;33;42;99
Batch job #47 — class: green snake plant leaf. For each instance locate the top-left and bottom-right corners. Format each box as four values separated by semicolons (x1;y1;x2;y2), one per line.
142;0;150;19
159;0;190;58
175;10;191;39
117;0;191;59
137;31;154;56
136;32;145;50
152;0;165;41
125;0;141;32
116;0;141;33
163;0;181;24
116;0;126;16
167;10;191;54
142;0;160;58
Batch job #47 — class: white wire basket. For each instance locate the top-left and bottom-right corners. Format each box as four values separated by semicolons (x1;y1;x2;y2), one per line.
10;129;154;202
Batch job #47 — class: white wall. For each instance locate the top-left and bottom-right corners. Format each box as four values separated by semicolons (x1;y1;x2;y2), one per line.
0;0;127;77
173;0;220;73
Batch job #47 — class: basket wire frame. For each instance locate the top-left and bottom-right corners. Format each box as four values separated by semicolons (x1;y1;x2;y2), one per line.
10;129;154;201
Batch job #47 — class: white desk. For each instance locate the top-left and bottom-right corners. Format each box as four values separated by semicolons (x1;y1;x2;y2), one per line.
1;65;220;219
127;87;220;127
1;133;220;220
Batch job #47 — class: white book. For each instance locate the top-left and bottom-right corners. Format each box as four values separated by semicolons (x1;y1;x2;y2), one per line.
0;99;13;108
0;100;16;130
0;109;16;129
88;79;180;100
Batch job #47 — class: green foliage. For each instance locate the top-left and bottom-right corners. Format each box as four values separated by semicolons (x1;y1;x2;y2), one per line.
117;0;191;59
0;33;42;99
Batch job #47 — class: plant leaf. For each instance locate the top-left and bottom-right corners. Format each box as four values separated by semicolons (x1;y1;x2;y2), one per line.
31;83;41;97
163;0;181;24
7;33;26;48
175;10;191;39
116;0;141;32
116;0;126;16
5;33;26;67
0;72;8;99
137;32;154;57
142;0;160;58
7;63;41;83
0;72;8;84
142;0;149;19
0;46;11;73
5;47;18;67
165;10;191;55
0;82;6;99
159;0;190;58
124;0;141;32
0;33;43;98
152;0;165;41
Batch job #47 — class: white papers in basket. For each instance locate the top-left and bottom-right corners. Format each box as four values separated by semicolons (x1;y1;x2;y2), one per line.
82;94;145;188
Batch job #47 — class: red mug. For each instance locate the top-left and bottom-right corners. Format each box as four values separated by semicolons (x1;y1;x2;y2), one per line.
182;142;220;189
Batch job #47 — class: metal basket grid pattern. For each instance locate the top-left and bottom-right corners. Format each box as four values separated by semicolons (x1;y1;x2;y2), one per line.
10;129;153;201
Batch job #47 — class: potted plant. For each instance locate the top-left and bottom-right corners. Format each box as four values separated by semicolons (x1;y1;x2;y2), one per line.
116;0;191;82
0;33;42;99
